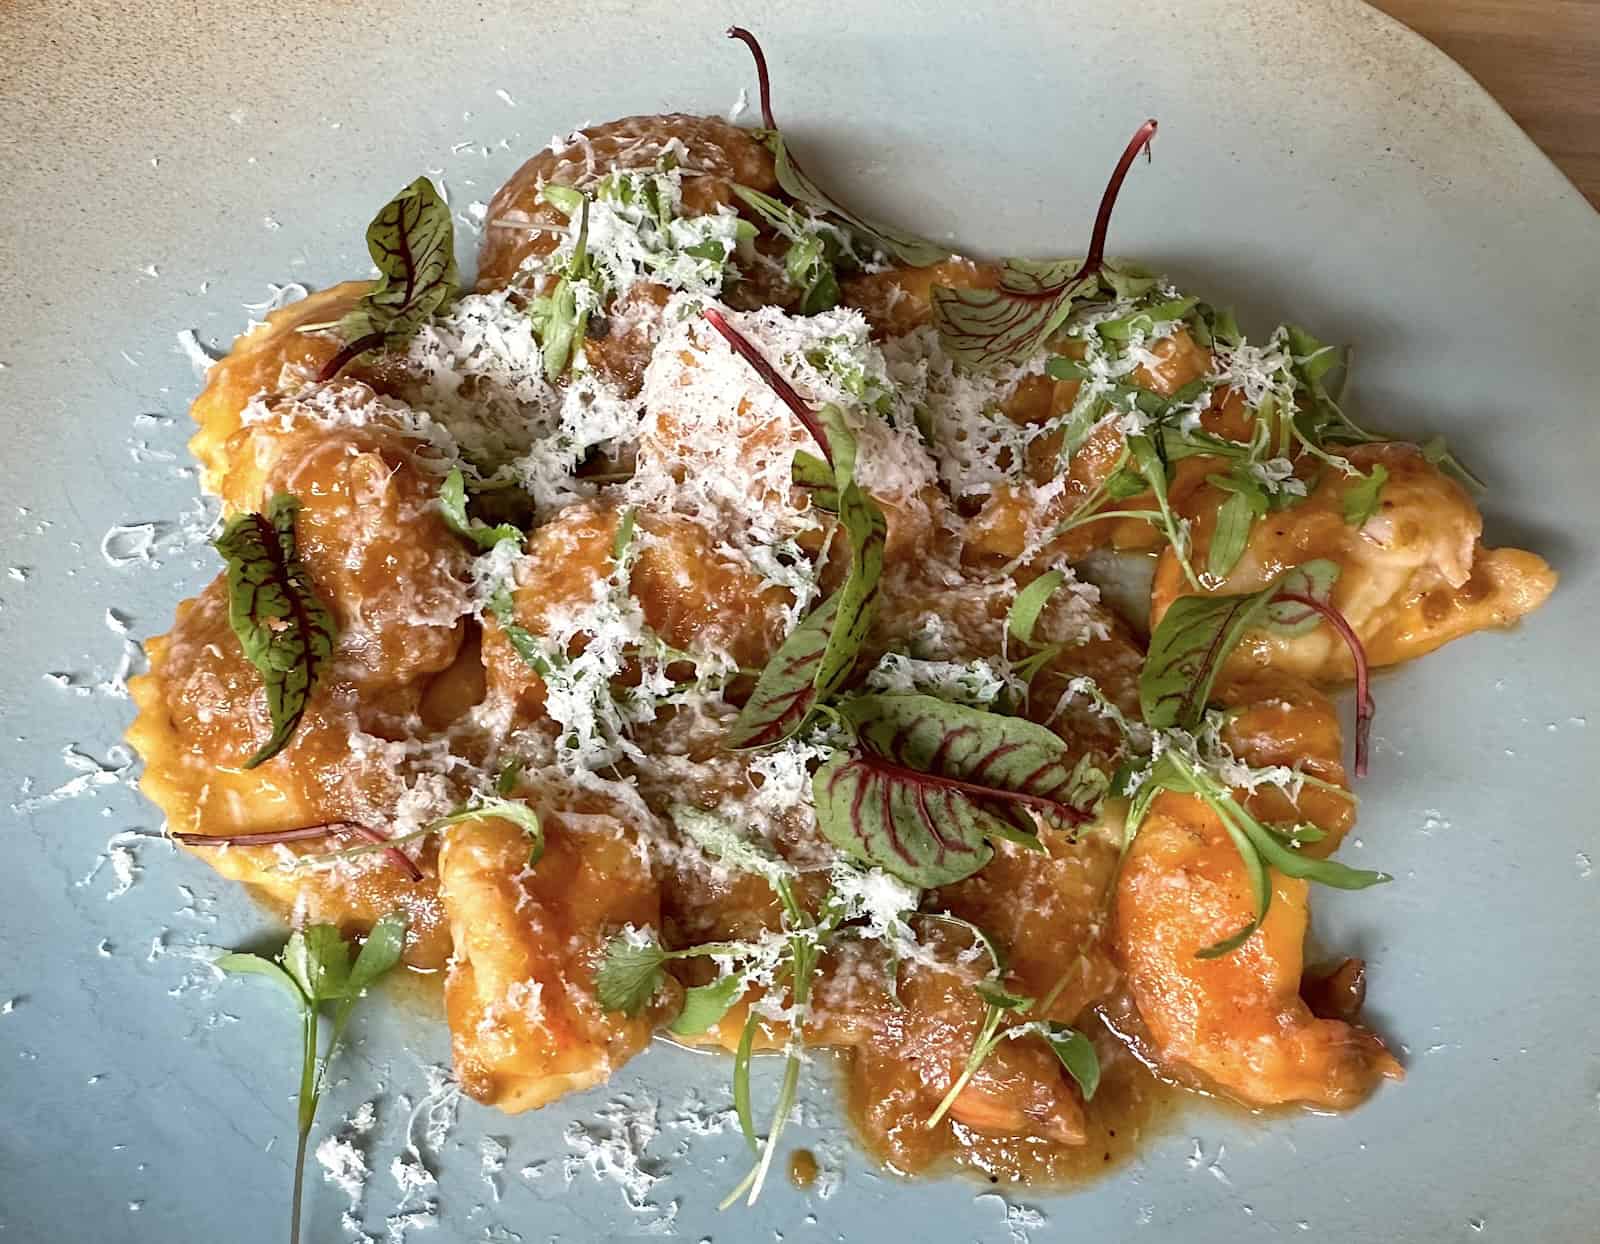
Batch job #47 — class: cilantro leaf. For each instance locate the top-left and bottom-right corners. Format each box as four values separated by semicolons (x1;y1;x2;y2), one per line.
594;933;668;1016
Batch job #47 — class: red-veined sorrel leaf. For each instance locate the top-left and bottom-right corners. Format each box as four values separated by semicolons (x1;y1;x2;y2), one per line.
812;693;1093;887
705;310;887;750
1138;559;1373;776
1141;559;1345;732
931;120;1158;370
1139;590;1278;731
726;27;948;268
821;478;886;689
215;494;339;768
725;593;841;749
319;176;459;381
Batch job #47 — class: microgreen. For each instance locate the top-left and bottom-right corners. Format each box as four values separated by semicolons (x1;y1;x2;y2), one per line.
527;191;592;380
217;911;408;1244
732;183;846;313
703;309;887;749
318;177;459;381
931;120;1159;369
726;28;949;268
812;694;1094;887
438;468;524;551
1341;463;1389;527
214;494;338;768
1204;468;1270;582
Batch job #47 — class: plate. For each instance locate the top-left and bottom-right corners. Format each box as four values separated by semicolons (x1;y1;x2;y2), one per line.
2;2;1596;1240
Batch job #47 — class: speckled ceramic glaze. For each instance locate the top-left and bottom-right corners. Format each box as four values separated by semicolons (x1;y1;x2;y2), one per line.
2;1;1596;1240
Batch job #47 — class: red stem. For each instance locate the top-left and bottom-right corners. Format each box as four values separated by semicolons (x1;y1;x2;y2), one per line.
346;824;425;883
1076;119;1158;282
315;331;384;384
172;824;349;848
702;307;833;465
727;27;777;130
854;751;1092;826
1274;592;1374;778
173;820;424;882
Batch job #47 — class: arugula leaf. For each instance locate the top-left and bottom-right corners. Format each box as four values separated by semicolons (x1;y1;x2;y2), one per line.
732;184;845;313
726;28;947;268
320;177;459;381
1126;433;1202;589
669;974;746;1037
1342;463;1389;526
438;468;523;551
1137;749;1387;956
671;805;796;886
594;933;668;1016
528;192;592;380
219;913;409;1244
1008;571;1066;647
215;494;338;768
1205;469;1269;582
931;121;1158;369
1010;1020;1100;1100
426;800;544;867
813;694;1092;887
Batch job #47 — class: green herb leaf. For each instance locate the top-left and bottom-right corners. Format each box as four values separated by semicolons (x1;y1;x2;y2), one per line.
344;911;409;1000
528;194;592;380
669;973;746;1037
214;495;338;768
1204;469;1269;583
670;805;796;887
218;915;407;1244
724;592;841;749
427;800;544;868
323;177;459;380
439;468;523;551
1140;558;1343;730
812;694;1092;887
217;952;308;1010
282;925;351;1004
1012;1021;1100;1100
594;933;668;1017
1341;463;1389;527
1008;570;1066;647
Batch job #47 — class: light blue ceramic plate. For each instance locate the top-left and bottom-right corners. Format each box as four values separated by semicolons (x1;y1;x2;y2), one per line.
3;1;1597;1240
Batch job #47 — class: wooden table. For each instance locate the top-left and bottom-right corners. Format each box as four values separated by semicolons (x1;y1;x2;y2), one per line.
1370;0;1600;207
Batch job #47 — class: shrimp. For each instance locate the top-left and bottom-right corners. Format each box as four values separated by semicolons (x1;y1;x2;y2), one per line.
1114;673;1401;1107
1151;442;1557;681
439;809;672;1112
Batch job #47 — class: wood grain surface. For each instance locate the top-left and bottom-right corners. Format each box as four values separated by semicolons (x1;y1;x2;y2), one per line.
1370;0;1600;207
